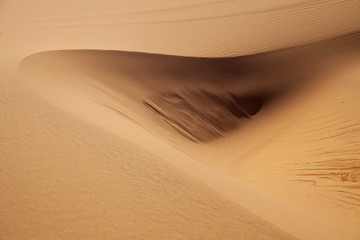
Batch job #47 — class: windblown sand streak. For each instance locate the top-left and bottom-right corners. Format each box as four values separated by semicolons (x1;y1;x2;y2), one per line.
283;103;360;209
142;90;265;142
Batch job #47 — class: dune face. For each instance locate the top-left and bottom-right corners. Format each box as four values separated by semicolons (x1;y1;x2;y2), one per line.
2;1;360;240
0;80;299;240
143;91;265;142
20;47;317;144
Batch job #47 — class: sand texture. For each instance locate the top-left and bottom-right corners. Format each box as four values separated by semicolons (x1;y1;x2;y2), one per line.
1;1;360;240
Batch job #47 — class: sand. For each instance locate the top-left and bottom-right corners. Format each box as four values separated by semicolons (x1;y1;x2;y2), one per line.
1;1;360;240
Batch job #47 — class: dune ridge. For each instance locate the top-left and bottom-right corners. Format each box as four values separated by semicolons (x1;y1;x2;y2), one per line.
2;0;360;63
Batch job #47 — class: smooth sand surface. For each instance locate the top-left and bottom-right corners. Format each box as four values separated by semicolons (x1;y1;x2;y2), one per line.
2;0;360;61
0;76;298;240
1;1;360;240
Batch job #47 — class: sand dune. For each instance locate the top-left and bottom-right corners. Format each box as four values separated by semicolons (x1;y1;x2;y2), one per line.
17;33;360;239
2;1;360;240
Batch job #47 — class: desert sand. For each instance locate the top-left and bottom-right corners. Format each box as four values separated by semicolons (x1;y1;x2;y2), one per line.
1;1;360;240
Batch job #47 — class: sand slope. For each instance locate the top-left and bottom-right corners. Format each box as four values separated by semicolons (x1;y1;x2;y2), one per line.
1;76;300;240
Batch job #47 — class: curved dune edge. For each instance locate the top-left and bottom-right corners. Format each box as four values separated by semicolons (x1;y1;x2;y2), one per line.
17;33;360;240
2;0;360;63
